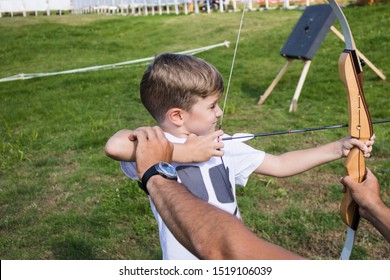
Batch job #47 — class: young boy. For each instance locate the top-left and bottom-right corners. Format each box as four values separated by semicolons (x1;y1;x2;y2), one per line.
105;53;374;260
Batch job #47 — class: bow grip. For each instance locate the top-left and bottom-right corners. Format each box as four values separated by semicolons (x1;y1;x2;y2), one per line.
341;148;366;230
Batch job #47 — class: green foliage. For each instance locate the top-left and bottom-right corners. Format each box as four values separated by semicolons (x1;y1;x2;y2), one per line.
1;4;389;259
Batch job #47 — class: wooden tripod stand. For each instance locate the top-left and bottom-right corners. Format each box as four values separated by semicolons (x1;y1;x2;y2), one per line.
257;5;386;112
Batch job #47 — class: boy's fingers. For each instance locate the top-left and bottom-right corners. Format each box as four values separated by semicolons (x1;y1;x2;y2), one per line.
213;129;224;137
350;138;368;153
214;141;224;150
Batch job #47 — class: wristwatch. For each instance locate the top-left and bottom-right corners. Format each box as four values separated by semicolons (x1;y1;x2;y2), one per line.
138;162;177;195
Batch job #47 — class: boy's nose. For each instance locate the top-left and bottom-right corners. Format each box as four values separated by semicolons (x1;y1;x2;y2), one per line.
216;104;223;117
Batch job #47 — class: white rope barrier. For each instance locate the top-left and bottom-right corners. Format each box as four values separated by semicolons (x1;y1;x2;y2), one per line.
0;41;229;83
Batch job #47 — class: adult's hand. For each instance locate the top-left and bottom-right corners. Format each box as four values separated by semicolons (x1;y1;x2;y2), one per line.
340;168;381;218
133;126;174;178
341;168;390;243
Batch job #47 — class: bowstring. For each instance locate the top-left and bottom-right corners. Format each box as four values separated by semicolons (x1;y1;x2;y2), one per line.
218;0;248;130
217;2;247;217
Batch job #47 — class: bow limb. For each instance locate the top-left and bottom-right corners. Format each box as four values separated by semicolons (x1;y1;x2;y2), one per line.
328;0;374;259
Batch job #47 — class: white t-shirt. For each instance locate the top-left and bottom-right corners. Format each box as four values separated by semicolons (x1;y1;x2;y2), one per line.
120;132;265;259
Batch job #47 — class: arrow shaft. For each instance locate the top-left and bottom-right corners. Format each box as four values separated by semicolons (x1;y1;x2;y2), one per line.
222;119;390;141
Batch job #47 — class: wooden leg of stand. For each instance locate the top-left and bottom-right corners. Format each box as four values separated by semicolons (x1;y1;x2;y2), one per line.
330;26;386;80
289;60;312;112
258;59;292;105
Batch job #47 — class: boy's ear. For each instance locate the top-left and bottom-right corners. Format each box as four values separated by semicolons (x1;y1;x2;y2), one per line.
166;108;185;126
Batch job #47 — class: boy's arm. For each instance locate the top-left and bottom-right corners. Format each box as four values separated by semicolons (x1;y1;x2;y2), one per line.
256;136;375;177
105;128;224;163
105;130;136;161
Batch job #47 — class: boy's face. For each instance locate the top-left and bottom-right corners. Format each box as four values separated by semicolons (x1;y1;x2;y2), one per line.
182;94;223;136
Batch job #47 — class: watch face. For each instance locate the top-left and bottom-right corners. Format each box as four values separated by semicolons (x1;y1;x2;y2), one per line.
157;162;177;179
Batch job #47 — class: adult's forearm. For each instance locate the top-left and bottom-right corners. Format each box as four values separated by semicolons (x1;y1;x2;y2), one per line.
364;203;390;243
147;176;304;259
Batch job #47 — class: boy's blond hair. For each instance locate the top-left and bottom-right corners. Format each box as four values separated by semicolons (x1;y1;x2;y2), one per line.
140;53;224;123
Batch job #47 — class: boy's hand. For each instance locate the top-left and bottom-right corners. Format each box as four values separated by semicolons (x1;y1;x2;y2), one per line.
184;130;225;162
339;134;375;158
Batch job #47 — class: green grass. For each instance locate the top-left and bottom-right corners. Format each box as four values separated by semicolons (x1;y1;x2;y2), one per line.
1;4;389;260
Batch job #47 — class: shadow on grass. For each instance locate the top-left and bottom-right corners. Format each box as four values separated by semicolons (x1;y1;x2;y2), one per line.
51;234;96;260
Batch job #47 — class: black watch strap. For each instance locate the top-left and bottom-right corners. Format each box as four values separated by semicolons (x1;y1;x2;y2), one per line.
137;180;149;195
138;162;177;195
138;164;159;195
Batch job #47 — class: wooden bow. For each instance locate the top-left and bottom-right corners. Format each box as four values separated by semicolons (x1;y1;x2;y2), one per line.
339;51;373;229
328;0;374;259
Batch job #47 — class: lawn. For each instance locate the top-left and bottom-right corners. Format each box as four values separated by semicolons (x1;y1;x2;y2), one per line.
0;3;389;259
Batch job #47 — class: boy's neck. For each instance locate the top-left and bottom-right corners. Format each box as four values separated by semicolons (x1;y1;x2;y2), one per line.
159;124;190;139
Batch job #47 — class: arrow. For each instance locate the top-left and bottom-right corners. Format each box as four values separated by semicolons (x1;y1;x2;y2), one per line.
222;119;390;142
